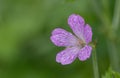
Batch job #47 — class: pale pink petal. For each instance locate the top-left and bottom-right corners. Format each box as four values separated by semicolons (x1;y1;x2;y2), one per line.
56;47;79;65
50;28;78;47
68;14;85;42
84;24;92;44
78;45;92;61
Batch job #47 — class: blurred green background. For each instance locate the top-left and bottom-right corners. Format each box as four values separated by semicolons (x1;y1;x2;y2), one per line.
0;0;120;78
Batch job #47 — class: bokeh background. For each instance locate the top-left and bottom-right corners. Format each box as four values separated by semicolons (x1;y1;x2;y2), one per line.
0;0;120;78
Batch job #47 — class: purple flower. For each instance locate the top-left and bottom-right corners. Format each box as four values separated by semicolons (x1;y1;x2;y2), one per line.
50;14;92;65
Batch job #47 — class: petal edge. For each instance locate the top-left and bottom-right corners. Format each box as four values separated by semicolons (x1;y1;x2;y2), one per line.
84;24;92;44
56;47;79;65
50;28;78;47
68;14;85;41
78;45;92;61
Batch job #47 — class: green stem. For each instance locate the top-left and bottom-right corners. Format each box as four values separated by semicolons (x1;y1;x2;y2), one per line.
91;0;120;73
107;0;120;72
112;0;120;31
92;47;99;78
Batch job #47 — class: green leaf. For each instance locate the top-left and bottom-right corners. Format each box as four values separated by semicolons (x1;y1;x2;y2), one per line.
102;68;120;78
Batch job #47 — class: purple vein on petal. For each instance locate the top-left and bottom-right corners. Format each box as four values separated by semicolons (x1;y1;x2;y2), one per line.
68;14;85;42
78;45;92;61
84;24;92;44
56;47;79;65
50;28;78;47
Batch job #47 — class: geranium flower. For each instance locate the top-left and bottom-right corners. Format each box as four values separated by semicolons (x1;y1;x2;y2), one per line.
50;14;92;65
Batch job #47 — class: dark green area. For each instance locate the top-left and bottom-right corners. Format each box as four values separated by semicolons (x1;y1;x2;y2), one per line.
0;0;119;78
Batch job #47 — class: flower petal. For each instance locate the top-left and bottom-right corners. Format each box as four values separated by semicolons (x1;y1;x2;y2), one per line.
52;28;67;35
68;14;85;41
56;47;79;65
78;45;92;61
84;24;92;44
50;28;78;47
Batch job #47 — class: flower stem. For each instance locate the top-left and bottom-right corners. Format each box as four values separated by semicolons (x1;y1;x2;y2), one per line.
112;0;120;31
107;0;120;72
92;47;99;78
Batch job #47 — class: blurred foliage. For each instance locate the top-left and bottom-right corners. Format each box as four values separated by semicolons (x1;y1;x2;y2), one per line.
0;0;119;78
102;68;120;78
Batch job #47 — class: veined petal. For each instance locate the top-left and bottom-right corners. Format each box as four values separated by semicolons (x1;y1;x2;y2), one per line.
50;28;78;47
68;14;85;42
52;28;67;35
78;45;92;61
84;24;92;44
56;47;79;65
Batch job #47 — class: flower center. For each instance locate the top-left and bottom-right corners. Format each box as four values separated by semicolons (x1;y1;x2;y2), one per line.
77;39;86;48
